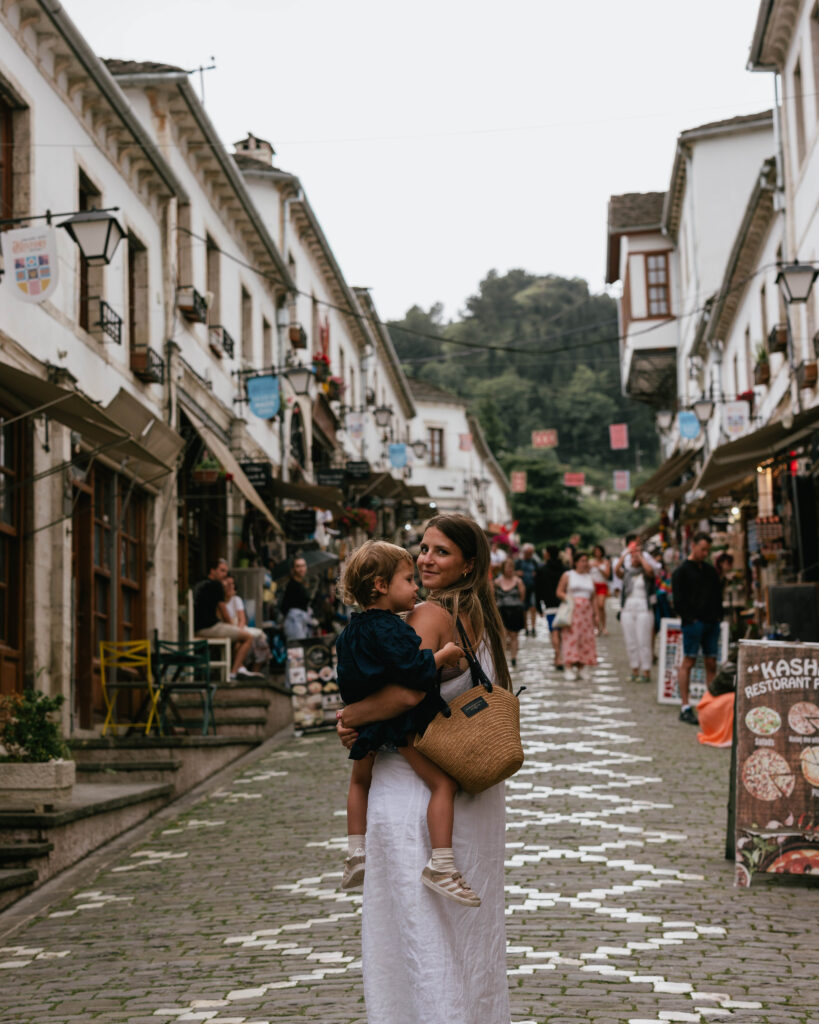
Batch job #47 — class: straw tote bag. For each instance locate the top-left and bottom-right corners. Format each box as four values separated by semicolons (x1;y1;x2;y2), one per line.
554;595;574;629
413;621;524;794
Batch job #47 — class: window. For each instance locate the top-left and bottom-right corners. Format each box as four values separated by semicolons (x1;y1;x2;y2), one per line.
127;233;148;351
793;60;807;164
241;285;253;362
745;326;753;388
0;85;30;224
78;171;103;332
813;5;819;122
760;284;769;341
177;203;192;285
262;317;273;368
0;410;23;695
776;246;787;324
428;427;444;467
645;253;670;316
206;234;220;323
0;93;13;221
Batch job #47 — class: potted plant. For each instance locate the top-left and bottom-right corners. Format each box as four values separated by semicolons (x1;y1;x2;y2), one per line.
289;324;307;349
754;346;770;386
0;691;75;810
767;323;788;355
797;360;818;389
736;389;755;414
192;452;222;485
325;375;345;402
312;352;331;382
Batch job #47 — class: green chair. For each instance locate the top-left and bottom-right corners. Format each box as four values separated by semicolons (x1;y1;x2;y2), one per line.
154;639;217;736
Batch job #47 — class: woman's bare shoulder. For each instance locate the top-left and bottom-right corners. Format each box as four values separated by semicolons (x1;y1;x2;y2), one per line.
407;600;451;629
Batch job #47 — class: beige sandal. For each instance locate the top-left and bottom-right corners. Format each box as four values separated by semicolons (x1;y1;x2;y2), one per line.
421;866;481;907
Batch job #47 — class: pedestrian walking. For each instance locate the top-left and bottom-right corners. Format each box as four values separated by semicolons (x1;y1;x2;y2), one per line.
535;545;565;670
494;556;526;667
515;542;541;636
193;558;264;681
334;541;473;902
589;544;612;634
336;513;512;1024
615;536;657;683
280;555;317;640
555;550;598;680
671;531;722;725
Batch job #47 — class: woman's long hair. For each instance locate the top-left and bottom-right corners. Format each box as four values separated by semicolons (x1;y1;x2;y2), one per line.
423;514;512;691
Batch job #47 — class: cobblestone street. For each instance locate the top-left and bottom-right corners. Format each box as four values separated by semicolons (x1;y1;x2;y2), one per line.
2;617;818;1024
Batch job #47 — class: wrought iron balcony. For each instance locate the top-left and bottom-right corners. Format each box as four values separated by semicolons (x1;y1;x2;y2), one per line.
130;345;165;384
208;325;235;359
95;300;123;345
177;284;208;323
767;323;788;355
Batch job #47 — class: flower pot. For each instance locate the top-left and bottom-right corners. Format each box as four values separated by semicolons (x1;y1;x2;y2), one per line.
326;380;341;401
797;360;818;389
289;325;307;349
0;759;75;810
767;324;788;355
313;363;330;383
754;362;770;386
192;468;220;485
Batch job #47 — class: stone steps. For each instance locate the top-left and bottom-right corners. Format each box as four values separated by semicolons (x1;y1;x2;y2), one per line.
0;868;38;913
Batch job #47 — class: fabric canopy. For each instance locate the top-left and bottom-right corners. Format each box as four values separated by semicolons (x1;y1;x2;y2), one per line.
696;405;819;493
634;446;700;503
268;477;345;516
183;405;282;533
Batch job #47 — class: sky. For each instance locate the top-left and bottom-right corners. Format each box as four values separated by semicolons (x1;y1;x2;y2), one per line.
64;0;774;322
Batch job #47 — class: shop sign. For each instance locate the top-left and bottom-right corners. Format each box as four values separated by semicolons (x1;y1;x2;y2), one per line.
613;469;631;492
563;472;585;487
734;639;819;886
240;461;271;491
678;411;700;439
245;374;280;419
1;225;60;303
284;508;317;538
723;400;749;439
609;423;629;450
398;502;417;521
346;412;365;441
656;617;728;705
345;459;371;480
510;471;527;493
389;443;407;468
532;429;558;449
316;468;346;488
288;636;341;734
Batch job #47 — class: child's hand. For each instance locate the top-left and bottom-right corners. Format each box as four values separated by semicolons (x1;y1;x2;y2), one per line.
438;641;464;667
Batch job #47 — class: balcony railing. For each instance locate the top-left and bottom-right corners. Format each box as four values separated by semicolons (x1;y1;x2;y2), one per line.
130;346;165;385
95;300;123;345
767;323;788;355
208;325;235;359
177;285;208;324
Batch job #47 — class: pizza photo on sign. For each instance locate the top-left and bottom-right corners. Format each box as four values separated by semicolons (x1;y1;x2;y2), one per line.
741;748;796;801
761;838;819;875
745;706;782;736
800;746;819;788
788;701;819;735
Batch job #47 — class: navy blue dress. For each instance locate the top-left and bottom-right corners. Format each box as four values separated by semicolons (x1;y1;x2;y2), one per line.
336;609;447;760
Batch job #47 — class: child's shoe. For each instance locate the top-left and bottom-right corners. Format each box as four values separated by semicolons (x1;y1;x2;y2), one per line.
421;866;481;907
342;850;365;889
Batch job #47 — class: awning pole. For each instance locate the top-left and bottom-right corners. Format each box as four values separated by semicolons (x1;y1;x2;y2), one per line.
0;393;75;428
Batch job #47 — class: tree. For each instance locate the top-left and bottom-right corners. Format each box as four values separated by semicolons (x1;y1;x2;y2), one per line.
501;454;588;546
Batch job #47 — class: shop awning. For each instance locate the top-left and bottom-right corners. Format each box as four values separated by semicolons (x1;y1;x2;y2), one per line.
405;483;432;501
350;471;405;501
696;404;819;493
183;406;282;532
0;363;173;482
267;477;345;517
104;388;185;484
634;447;701;503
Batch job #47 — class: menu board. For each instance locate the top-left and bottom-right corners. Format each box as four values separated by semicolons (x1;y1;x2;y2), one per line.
735;639;819;886
287;636;341;734
656;618;729;706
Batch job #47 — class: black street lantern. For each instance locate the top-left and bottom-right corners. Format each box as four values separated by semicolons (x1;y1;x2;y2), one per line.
776;261;819;304
59;209;126;266
373;404;393;428
411;439;428;459
692;397;714;426
284;364;314;396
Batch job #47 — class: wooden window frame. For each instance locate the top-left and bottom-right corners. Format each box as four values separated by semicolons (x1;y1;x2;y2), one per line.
0;92;13;222
644;252;672;319
0;410;24;695
428;427;444;468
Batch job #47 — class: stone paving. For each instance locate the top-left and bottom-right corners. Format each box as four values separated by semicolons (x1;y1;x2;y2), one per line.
2;616;819;1024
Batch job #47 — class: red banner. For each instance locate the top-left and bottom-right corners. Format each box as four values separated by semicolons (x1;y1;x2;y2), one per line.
510;471;527;493
609;423;629;450
459;433;473;451
613;469;631;492
531;429;558;449
563;472;585;487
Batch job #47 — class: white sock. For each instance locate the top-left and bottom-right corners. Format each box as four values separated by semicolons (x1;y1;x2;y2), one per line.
348;834;365;857
429;847;455;873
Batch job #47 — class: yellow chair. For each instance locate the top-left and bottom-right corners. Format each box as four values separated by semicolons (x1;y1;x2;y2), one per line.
99;640;160;736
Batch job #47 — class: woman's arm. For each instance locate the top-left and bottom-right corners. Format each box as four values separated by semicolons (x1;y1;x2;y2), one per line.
555;571;569;601
516;578;526;601
614;554;626;579
236;602;248;628
602;559;612;580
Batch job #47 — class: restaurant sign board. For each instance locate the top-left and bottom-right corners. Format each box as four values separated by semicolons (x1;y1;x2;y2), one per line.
288;636;341;734
735;639;819;885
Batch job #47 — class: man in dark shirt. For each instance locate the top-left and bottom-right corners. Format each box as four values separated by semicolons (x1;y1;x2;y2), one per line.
194;558;262;680
671;532;722;725
515;543;541;637
535;546;565;670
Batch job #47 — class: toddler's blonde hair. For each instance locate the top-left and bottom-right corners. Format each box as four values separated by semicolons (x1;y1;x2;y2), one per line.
340;540;414;608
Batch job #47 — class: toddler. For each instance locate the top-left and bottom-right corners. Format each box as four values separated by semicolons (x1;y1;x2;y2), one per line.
335;540;481;907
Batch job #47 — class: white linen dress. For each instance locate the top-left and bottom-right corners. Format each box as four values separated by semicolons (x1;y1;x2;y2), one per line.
361;647;510;1024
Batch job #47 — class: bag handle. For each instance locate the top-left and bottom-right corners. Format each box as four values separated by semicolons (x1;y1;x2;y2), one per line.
456;619;493;693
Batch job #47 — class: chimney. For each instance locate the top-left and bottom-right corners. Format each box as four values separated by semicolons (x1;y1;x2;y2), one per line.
234;132;275;166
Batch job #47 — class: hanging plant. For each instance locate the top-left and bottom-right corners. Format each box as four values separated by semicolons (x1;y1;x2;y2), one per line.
339;506;377;535
192;452;222;484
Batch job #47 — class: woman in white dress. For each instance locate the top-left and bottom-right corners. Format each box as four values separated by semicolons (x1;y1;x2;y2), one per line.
337;514;512;1024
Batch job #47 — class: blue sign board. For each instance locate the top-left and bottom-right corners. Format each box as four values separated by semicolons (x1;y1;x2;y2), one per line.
389;443;407;468
247;374;280;419
677;411;700;440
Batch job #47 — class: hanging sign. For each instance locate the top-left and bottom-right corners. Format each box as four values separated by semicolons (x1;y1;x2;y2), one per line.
240;462;272;491
723;400;749;439
1;225;60;303
346;412;365;441
510;471;527;493
563;472;585;487
532;429;558;449
246;374;280;419
459;433;473;451
389;443;407;468
316;468;346;488
345;459;371;479
678;411;700;440
734;639;819;886
609;423;629;450
613;469;631;492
